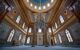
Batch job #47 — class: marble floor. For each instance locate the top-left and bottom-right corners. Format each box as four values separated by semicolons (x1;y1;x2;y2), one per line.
0;45;80;50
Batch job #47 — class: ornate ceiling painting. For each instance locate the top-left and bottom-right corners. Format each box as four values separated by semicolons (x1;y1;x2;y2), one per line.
23;0;56;12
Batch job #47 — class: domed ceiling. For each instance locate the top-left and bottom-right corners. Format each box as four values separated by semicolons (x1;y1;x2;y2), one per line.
31;0;49;4
23;0;57;12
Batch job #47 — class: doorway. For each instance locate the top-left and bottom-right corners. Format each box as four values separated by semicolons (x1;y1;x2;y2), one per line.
37;33;43;46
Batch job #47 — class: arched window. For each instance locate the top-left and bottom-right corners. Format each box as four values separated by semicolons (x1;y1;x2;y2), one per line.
52;27;55;32
59;15;64;23
7;29;15;42
55;22;58;29
22;23;25;29
38;28;42;33
28;28;32;33
27;0;29;2
65;29;73;42
19;34;22;41
48;28;52;33
22;35;26;44
27;37;30;44
16;16;21;23
54;37;57;44
58;34;62;43
24;27;28;32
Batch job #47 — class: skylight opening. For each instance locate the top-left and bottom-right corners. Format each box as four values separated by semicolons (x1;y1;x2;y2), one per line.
47;3;50;7
38;6;42;10
43;6;46;9
34;5;37;9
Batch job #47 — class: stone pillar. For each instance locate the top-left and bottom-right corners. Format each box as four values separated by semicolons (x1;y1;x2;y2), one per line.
32;24;36;47
43;24;48;46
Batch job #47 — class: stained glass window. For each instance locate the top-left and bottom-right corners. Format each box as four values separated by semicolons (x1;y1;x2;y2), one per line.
59;15;64;23
16;16;21;23
65;29;73;42
58;34;62;43
7;29;15;42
